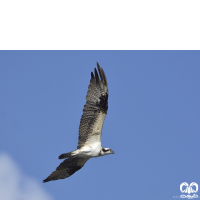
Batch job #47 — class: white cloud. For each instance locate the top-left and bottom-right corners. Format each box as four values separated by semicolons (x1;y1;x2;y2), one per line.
0;153;54;200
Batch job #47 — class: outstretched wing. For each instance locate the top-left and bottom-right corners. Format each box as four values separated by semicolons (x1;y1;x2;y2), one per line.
43;157;89;182
78;62;108;149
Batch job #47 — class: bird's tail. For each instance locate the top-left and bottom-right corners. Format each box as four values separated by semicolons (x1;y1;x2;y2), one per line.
58;152;71;159
58;149;80;159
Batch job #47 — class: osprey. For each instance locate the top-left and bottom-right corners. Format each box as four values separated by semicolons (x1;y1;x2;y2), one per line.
43;62;114;183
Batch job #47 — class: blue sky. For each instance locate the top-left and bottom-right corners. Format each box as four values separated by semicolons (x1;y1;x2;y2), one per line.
0;51;200;200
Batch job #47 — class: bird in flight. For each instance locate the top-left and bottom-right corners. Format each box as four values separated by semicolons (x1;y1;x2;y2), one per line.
43;62;114;183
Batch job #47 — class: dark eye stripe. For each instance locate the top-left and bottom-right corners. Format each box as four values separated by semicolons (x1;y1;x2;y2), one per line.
102;148;110;152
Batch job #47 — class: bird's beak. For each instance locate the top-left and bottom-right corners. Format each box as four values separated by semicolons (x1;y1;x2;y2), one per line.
110;150;115;154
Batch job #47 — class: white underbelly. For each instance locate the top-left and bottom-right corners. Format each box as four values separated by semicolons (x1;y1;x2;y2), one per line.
79;142;101;157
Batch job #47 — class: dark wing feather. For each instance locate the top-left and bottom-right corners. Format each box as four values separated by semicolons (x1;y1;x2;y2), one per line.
43;157;89;182
77;62;108;149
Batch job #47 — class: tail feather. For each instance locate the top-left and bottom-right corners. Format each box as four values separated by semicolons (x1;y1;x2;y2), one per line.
58;152;71;159
59;149;80;159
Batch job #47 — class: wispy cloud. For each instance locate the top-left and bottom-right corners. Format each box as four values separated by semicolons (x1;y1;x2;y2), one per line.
0;153;54;200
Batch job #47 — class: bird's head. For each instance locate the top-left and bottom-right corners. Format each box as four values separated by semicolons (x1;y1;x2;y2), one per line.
99;148;115;156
